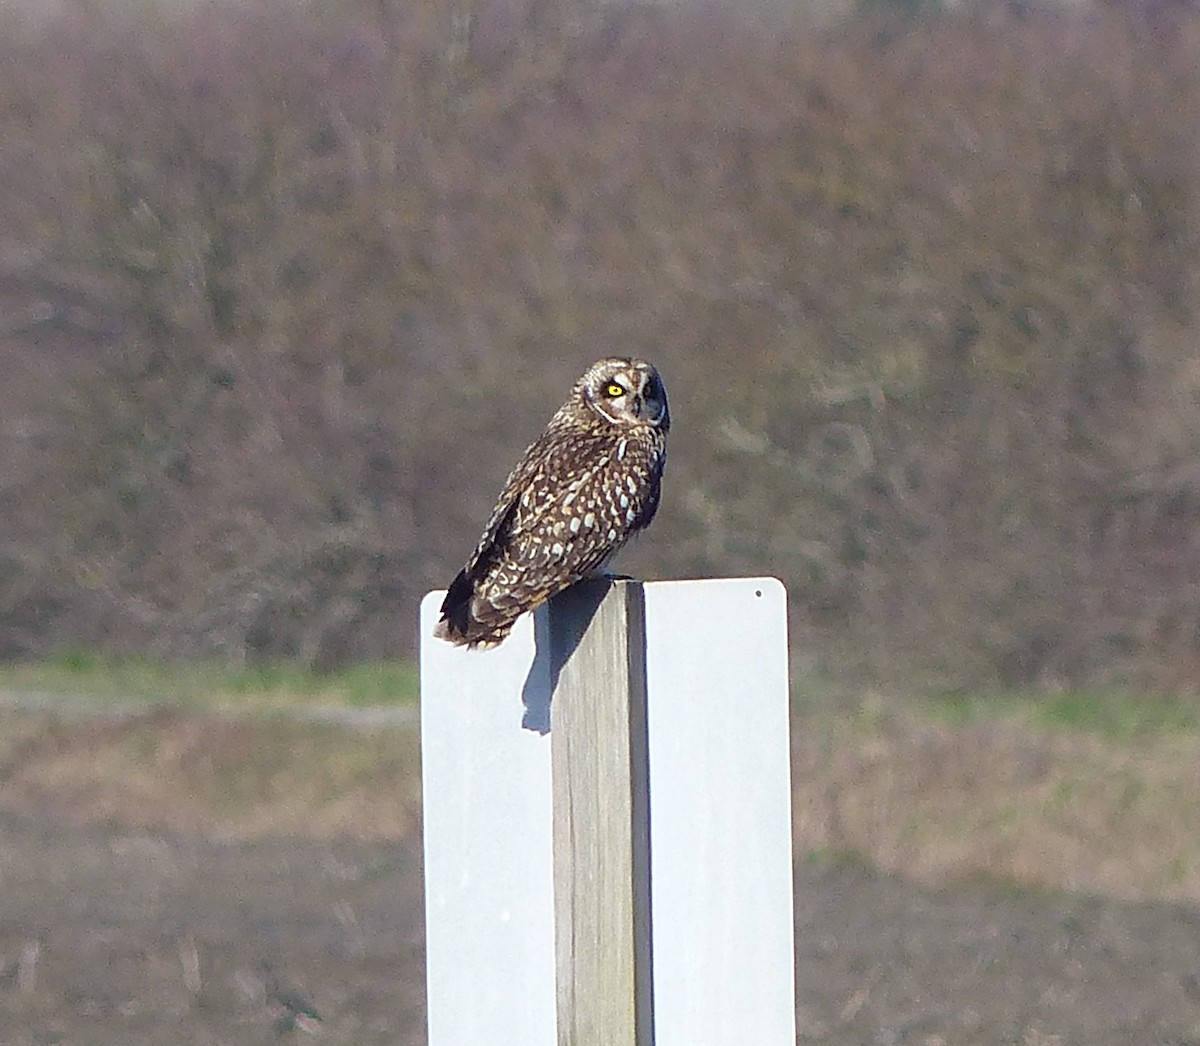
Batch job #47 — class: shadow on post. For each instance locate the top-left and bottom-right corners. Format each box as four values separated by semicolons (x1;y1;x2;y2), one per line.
520;578;612;734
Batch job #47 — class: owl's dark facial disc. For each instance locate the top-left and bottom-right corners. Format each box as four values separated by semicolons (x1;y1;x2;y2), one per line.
637;370;669;430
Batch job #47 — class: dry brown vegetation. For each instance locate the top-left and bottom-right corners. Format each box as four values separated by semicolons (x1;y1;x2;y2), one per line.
791;690;1200;903
4;0;1200;689
3;699;1199;904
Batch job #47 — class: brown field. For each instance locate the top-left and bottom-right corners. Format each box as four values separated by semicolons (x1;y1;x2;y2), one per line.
1;702;1199;1045
4;1;1200;1037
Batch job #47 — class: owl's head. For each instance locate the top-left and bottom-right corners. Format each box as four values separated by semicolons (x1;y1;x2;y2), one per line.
576;357;670;432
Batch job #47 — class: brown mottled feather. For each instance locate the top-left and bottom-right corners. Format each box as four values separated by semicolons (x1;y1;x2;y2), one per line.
435;358;668;648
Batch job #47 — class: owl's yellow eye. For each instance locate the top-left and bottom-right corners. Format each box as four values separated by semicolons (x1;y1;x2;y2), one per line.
605;382;625;397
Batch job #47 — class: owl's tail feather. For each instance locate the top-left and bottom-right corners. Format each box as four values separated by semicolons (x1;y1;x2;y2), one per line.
435;569;475;642
434;570;514;649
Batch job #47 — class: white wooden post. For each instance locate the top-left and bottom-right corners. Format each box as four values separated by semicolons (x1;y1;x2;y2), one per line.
420;578;795;1046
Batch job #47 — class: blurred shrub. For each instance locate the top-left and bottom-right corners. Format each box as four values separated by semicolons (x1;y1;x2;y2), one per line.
2;0;1200;688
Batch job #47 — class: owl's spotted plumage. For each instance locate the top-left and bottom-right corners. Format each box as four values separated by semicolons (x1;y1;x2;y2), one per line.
435;357;669;648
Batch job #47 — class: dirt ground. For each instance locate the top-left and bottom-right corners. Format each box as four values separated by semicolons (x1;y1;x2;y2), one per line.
0;811;1197;1046
0;702;1198;1045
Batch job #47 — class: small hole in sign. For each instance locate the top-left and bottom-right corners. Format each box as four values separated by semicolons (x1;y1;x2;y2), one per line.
755;589;762;597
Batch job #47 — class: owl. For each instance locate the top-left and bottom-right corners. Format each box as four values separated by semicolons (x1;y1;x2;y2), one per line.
435;357;669;648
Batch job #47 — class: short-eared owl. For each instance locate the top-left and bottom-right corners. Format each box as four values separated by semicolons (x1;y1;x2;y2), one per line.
435;357;669;648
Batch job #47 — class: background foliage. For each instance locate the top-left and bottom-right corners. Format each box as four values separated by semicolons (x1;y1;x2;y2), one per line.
3;0;1200;688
